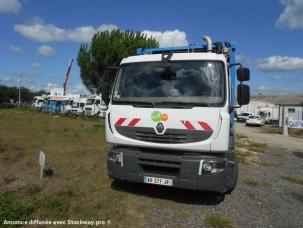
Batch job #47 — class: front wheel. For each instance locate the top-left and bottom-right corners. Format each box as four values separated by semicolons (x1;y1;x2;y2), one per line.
226;160;238;194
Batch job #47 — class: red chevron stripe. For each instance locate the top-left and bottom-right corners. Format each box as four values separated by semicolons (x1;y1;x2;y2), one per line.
198;121;213;131
115;118;127;126
128;118;140;127
181;120;196;130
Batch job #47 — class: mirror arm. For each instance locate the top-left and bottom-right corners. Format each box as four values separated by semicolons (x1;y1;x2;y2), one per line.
229;63;242;68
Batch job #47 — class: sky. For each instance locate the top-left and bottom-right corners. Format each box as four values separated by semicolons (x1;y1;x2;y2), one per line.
0;0;303;95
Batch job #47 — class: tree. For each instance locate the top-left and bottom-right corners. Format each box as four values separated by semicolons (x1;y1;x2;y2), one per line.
77;30;159;93
0;84;46;105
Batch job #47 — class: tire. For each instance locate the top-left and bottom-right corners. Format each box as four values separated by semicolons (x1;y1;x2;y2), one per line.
226;159;238;194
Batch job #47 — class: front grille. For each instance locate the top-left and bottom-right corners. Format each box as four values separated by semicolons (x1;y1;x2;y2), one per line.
115;126;213;144
138;158;181;176
139;158;181;166
140;164;179;176
135;131;187;144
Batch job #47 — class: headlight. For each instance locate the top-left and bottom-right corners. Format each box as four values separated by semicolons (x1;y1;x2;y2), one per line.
108;151;123;166
202;163;212;172
202;160;226;174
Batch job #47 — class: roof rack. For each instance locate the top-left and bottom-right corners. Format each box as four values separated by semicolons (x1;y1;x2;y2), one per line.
136;42;231;56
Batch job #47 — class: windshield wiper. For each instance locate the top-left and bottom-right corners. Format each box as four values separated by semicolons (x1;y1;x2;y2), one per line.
113;101;154;107
153;102;192;109
154;101;210;108
132;101;155;107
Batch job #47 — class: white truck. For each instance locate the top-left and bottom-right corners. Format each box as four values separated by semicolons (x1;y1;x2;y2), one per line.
71;97;87;115
61;95;80;115
102;36;250;193
32;96;45;110
257;108;279;124
84;95;102;116
98;100;107;118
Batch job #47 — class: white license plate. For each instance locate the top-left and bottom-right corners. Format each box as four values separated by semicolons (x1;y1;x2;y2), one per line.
144;176;173;186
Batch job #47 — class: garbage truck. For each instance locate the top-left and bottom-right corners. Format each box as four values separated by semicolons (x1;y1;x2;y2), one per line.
102;36;250;193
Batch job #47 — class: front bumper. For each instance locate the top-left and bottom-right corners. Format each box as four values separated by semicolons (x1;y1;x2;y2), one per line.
107;147;237;193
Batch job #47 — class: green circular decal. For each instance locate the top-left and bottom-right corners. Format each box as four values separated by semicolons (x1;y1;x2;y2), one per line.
151;111;161;122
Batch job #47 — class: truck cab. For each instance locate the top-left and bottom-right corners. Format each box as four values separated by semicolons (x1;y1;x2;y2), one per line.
72;97;87;115
32;96;45;110
102;36;250;193
98;100;107;118
84;95;102;116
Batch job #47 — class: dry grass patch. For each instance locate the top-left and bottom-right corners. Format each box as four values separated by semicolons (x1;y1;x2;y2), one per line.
0;109;149;226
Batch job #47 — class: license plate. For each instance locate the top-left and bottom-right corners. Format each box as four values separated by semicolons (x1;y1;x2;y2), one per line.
144;176;173;186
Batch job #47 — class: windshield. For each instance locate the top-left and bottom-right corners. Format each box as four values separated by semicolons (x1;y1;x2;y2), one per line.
72;102;79;108
112;61;225;107
86;99;95;105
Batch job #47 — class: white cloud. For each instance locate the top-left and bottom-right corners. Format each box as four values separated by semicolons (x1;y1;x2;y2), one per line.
37;45;56;57
256;56;303;72
47;82;57;91
9;45;24;54
0;0;21;14
0;74;10;81
31;62;41;68
272;75;285;80
68;84;89;95
235;54;252;65
142;29;188;47
257;85;272;91
14;19;118;42
276;0;303;29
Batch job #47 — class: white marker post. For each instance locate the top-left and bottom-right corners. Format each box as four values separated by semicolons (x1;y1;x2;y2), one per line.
39;150;46;180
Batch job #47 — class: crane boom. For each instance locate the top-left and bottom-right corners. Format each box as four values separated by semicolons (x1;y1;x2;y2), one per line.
63;59;73;95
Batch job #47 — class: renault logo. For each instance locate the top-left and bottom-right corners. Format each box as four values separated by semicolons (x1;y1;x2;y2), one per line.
156;123;164;134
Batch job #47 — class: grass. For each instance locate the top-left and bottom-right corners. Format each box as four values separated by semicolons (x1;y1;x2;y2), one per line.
0;191;33;223
280;176;303;186
263;125;303;139
235;134;268;165
0;109;149;226
204;214;233;228
242;178;271;187
0;109;202;227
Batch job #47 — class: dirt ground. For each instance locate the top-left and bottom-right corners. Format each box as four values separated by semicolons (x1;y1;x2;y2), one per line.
236;122;303;150
114;122;303;227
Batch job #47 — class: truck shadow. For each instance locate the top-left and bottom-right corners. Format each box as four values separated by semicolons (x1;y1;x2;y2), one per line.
111;180;225;205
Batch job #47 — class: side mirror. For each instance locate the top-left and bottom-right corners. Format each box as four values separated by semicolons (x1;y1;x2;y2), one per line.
237;67;250;81
237;84;250;105
102;68;117;106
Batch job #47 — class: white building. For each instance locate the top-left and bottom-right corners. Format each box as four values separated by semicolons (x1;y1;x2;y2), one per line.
236;95;303;126
278;105;303;127
236;99;278;116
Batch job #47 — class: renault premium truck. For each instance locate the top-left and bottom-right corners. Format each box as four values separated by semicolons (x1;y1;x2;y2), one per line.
102;36;250;193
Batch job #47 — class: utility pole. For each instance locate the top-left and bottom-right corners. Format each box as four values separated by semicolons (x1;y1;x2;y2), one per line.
282;106;288;136
18;77;21;108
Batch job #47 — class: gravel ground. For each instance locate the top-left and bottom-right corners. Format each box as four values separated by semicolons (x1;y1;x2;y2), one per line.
113;123;303;227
